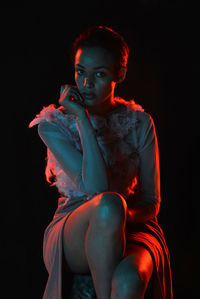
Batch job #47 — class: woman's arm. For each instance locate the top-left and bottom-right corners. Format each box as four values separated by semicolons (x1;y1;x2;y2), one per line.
38;112;108;194
38;121;84;191
127;112;161;223
76;113;109;193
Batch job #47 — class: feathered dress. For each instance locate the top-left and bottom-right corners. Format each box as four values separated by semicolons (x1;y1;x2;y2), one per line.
29;96;173;299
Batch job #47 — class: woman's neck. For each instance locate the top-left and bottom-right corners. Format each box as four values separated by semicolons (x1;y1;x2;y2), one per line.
87;93;118;116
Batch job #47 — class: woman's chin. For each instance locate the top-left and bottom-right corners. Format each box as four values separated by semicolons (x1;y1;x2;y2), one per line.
84;99;100;107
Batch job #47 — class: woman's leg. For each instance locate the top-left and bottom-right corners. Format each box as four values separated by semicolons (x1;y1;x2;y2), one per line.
85;192;127;299
62;191;127;299
111;243;154;299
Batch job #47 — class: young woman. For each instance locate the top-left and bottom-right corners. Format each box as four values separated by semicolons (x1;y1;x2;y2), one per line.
29;26;173;299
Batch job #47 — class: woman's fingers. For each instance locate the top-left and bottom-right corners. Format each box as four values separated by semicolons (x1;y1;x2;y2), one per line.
62;85;71;98
69;91;81;103
61;85;81;102
59;84;87;114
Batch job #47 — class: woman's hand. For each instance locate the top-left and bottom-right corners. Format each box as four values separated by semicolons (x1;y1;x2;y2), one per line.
58;85;88;119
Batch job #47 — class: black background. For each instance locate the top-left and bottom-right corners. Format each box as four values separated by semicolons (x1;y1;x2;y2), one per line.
2;1;200;298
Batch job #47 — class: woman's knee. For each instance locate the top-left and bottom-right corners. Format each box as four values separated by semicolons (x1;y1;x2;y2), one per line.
111;263;147;297
91;192;127;232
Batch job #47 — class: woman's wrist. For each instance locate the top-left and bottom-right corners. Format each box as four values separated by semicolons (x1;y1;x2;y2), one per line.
76;110;90;122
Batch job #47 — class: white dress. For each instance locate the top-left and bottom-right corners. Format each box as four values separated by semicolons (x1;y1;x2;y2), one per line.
29;96;173;299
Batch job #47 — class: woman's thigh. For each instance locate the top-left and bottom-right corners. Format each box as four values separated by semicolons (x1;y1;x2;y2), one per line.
62;193;103;274
63;191;127;274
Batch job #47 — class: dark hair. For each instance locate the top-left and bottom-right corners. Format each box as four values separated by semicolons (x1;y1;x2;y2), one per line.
72;26;129;80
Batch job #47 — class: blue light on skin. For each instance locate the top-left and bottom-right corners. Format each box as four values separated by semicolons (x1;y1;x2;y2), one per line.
74;47;126;115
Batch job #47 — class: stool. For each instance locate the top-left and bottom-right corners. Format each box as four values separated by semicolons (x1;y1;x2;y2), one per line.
62;270;97;299
70;274;97;299
63;272;153;298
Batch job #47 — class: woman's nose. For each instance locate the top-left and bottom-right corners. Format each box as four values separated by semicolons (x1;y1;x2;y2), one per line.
84;76;94;88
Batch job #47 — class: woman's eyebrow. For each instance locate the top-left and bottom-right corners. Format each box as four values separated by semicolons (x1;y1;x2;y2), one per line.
76;64;109;70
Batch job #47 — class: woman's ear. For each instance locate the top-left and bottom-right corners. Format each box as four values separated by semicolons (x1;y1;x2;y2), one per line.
115;67;127;84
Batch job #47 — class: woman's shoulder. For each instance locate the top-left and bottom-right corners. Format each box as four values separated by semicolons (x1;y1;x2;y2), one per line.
29;104;57;127
136;109;153;125
29;104;74;128
117;98;156;139
37;120;59;136
29;104;78;145
115;97;153;124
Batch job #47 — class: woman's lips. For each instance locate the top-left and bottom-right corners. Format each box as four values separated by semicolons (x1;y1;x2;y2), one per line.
82;92;96;100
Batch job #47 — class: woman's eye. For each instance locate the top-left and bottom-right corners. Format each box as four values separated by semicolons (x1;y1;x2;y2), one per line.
96;71;106;78
76;69;84;76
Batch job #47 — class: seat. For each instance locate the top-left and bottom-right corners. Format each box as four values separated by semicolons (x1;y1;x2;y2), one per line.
70;274;97;298
62;271;153;298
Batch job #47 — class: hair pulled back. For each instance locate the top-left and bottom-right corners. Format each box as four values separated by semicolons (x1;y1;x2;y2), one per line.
72;26;129;80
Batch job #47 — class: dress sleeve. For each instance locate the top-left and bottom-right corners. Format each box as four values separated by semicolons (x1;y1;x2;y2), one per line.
29;105;86;197
28;104;76;144
136;111;161;214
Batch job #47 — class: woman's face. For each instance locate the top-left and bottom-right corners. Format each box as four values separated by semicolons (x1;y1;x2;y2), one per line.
74;47;117;108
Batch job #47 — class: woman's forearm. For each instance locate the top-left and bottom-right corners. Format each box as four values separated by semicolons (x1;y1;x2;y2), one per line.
76;112;109;193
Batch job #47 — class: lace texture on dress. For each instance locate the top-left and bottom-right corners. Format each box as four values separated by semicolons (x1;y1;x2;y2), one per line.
29;97;145;203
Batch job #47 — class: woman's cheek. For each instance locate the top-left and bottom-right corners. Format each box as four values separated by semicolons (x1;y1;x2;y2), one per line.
99;81;113;97
75;77;82;90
